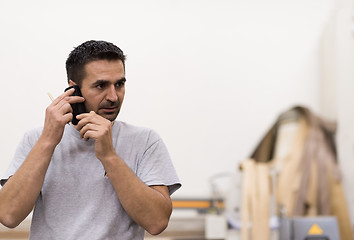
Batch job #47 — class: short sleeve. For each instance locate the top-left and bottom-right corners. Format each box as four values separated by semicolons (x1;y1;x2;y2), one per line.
136;130;181;195
1;128;41;187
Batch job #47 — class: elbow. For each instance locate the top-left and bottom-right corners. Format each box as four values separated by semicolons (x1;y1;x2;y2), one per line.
146;218;169;236
0;206;22;229
0;213;21;229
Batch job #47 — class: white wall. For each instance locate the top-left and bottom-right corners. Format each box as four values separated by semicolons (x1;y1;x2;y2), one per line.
0;0;335;198
326;0;354;224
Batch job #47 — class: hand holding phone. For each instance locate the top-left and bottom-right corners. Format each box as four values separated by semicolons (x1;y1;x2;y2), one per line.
64;85;87;125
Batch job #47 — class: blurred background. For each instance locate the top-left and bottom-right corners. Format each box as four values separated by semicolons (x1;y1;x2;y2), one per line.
0;0;353;239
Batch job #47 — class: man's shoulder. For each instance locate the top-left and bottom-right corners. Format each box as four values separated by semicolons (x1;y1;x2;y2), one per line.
114;121;160;142
22;126;43;142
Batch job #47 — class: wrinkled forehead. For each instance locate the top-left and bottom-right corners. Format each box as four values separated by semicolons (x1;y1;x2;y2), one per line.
81;60;125;85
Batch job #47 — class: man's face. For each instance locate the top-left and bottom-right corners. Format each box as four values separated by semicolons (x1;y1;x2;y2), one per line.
72;59;126;122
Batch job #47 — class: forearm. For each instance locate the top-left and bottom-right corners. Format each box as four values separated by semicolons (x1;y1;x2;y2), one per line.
75;112;172;234
0;137;55;228
103;155;172;235
0;89;84;228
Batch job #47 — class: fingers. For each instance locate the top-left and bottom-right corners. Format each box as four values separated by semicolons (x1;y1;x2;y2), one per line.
75;111;111;140
56;96;84;114
44;91;84;129
67;95;85;104
62;112;74;124
54;96;85;110
49;91;85;118
76;111;94;121
52;88;75;105
80;123;100;140
51;89;85;107
75;111;97;139
74;111;115;160
75;111;96;130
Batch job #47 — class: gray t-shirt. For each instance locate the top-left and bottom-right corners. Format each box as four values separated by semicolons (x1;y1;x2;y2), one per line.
1;121;181;240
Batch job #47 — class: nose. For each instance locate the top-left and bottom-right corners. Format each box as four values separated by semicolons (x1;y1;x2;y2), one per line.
106;85;118;102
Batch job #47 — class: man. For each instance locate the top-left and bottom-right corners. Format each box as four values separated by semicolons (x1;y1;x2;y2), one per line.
0;40;181;239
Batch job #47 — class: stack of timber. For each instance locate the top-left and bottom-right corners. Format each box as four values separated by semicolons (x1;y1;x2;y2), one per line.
240;106;353;240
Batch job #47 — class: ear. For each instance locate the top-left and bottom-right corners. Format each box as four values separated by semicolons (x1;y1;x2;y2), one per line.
69;80;77;87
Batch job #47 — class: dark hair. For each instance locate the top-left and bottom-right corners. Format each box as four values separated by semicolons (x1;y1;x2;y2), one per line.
65;40;126;86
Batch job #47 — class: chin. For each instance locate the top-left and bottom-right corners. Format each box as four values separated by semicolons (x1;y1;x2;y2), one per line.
97;109;120;122
103;112;119;122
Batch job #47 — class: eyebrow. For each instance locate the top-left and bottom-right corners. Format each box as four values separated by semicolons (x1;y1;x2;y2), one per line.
117;77;126;84
92;77;126;86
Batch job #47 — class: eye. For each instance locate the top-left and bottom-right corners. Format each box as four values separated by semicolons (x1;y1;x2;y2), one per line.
96;83;106;89
116;79;126;89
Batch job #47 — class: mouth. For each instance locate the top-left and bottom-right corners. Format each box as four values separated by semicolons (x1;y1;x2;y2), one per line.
101;107;118;114
99;101;120;112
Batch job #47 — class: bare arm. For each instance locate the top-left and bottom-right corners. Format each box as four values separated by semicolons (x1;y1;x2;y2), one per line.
0;137;55;228
102;155;172;235
76;112;172;235
0;89;84;228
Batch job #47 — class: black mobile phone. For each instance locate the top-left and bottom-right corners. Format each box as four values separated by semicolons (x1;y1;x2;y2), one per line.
64;85;87;125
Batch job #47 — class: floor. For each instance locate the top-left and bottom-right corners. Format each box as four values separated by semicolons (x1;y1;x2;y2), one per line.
0;214;241;240
0;217;207;240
